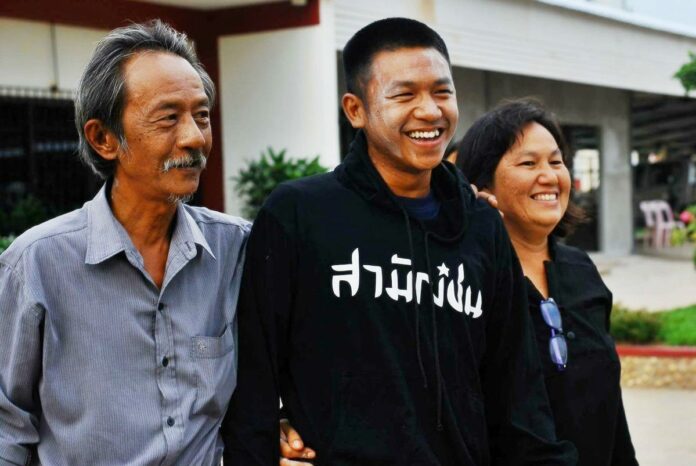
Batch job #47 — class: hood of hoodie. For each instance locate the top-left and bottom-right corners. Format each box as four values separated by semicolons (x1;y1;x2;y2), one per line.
334;130;475;241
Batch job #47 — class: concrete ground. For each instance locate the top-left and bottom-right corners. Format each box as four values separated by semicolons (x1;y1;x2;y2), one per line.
589;251;696;311
588;251;696;464
622;388;696;465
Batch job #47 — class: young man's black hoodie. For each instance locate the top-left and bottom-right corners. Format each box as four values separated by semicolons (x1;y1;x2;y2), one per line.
222;131;578;465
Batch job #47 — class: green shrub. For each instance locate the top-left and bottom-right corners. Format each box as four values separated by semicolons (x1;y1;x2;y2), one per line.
7;195;50;236
675;52;696;94
658;305;696;346
0;236;15;255
610;306;661;344
234;147;327;219
671;227;688;246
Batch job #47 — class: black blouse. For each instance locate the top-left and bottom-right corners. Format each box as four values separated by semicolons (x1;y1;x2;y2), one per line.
526;238;639;466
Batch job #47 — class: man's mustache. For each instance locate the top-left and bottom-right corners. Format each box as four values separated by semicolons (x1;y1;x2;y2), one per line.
161;150;208;173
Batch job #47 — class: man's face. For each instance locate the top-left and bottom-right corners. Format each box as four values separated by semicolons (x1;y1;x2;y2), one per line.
356;47;458;175
115;51;212;203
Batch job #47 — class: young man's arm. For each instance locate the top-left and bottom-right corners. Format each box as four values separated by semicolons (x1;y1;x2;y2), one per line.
480;229;578;466
222;199;296;465
0;263;42;466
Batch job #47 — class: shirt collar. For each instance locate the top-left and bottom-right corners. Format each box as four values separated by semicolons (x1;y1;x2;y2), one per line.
176;202;215;260
85;184;215;265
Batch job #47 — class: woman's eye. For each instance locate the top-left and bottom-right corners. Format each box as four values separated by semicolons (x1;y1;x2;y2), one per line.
519;161;535;167
550;159;564;166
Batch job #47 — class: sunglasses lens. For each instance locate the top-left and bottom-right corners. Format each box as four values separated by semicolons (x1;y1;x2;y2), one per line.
549;334;568;367
540;299;562;330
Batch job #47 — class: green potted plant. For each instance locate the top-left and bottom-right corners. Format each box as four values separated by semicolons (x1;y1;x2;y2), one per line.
234;147;327;219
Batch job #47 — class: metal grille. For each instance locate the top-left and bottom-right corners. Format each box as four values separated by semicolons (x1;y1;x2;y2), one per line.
0;96;100;236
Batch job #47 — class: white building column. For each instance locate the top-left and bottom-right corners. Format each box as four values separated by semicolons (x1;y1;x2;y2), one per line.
218;0;340;217
600;107;633;255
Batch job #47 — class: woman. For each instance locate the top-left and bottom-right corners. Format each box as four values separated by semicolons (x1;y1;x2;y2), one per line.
456;99;638;465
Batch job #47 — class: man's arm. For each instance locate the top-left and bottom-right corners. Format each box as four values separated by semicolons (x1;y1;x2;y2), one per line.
0;262;43;466
222;202;295;465
481;232;578;466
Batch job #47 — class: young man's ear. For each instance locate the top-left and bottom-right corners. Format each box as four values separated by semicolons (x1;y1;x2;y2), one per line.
83;119;122;161
341;93;367;129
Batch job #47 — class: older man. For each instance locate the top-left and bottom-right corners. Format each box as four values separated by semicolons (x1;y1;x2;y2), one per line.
0;20;248;465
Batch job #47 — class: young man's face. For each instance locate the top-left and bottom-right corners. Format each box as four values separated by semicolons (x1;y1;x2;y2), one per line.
347;47;458;176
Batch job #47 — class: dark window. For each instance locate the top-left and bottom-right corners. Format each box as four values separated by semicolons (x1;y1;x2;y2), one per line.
0;97;100;236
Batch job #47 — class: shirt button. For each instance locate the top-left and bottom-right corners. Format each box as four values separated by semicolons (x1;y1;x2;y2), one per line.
567;331;576;340
162;357;169;367
158;303;165;311
167;417;175;427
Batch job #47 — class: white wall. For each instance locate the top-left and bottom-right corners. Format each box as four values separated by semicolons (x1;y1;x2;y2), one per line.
333;0;696;97
219;19;340;216
0;18;105;91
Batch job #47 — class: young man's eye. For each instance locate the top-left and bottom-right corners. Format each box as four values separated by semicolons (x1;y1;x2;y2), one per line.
436;89;454;95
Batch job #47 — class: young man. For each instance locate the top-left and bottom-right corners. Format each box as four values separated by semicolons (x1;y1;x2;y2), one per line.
224;18;577;465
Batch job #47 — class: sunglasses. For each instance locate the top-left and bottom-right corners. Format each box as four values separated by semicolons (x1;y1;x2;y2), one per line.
539;298;568;371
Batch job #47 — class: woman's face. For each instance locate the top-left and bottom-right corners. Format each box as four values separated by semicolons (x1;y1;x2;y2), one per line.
488;122;571;239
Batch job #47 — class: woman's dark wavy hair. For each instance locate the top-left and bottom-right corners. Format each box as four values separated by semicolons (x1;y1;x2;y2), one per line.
456;98;584;237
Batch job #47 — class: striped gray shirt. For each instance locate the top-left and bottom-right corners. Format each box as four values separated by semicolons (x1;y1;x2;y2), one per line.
0;186;250;466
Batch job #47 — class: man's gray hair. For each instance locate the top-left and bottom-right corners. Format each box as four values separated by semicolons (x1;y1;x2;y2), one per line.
74;19;216;179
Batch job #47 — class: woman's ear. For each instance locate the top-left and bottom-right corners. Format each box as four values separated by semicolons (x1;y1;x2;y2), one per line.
83;119;122;161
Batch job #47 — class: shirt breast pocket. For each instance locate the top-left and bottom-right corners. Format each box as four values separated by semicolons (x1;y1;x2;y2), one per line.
190;324;237;418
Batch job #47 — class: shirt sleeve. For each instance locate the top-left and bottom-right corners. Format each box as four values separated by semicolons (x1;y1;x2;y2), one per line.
221;206;295;465
480;231;578;466
0;262;43;466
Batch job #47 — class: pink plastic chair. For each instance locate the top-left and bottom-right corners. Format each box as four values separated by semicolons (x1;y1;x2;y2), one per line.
639;200;684;248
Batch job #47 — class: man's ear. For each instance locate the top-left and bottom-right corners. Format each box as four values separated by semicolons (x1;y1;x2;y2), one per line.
83;119;122;161
341;93;367;129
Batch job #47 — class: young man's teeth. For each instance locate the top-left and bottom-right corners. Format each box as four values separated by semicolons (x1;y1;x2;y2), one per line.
409;129;440;139
534;194;557;201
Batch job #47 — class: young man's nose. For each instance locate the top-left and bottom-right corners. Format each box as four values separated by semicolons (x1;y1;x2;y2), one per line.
413;96;442;120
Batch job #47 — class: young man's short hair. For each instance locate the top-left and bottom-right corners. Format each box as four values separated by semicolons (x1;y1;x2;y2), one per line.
342;17;450;99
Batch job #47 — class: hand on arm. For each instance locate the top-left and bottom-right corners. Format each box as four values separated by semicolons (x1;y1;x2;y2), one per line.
470;184;501;215
279;419;316;465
